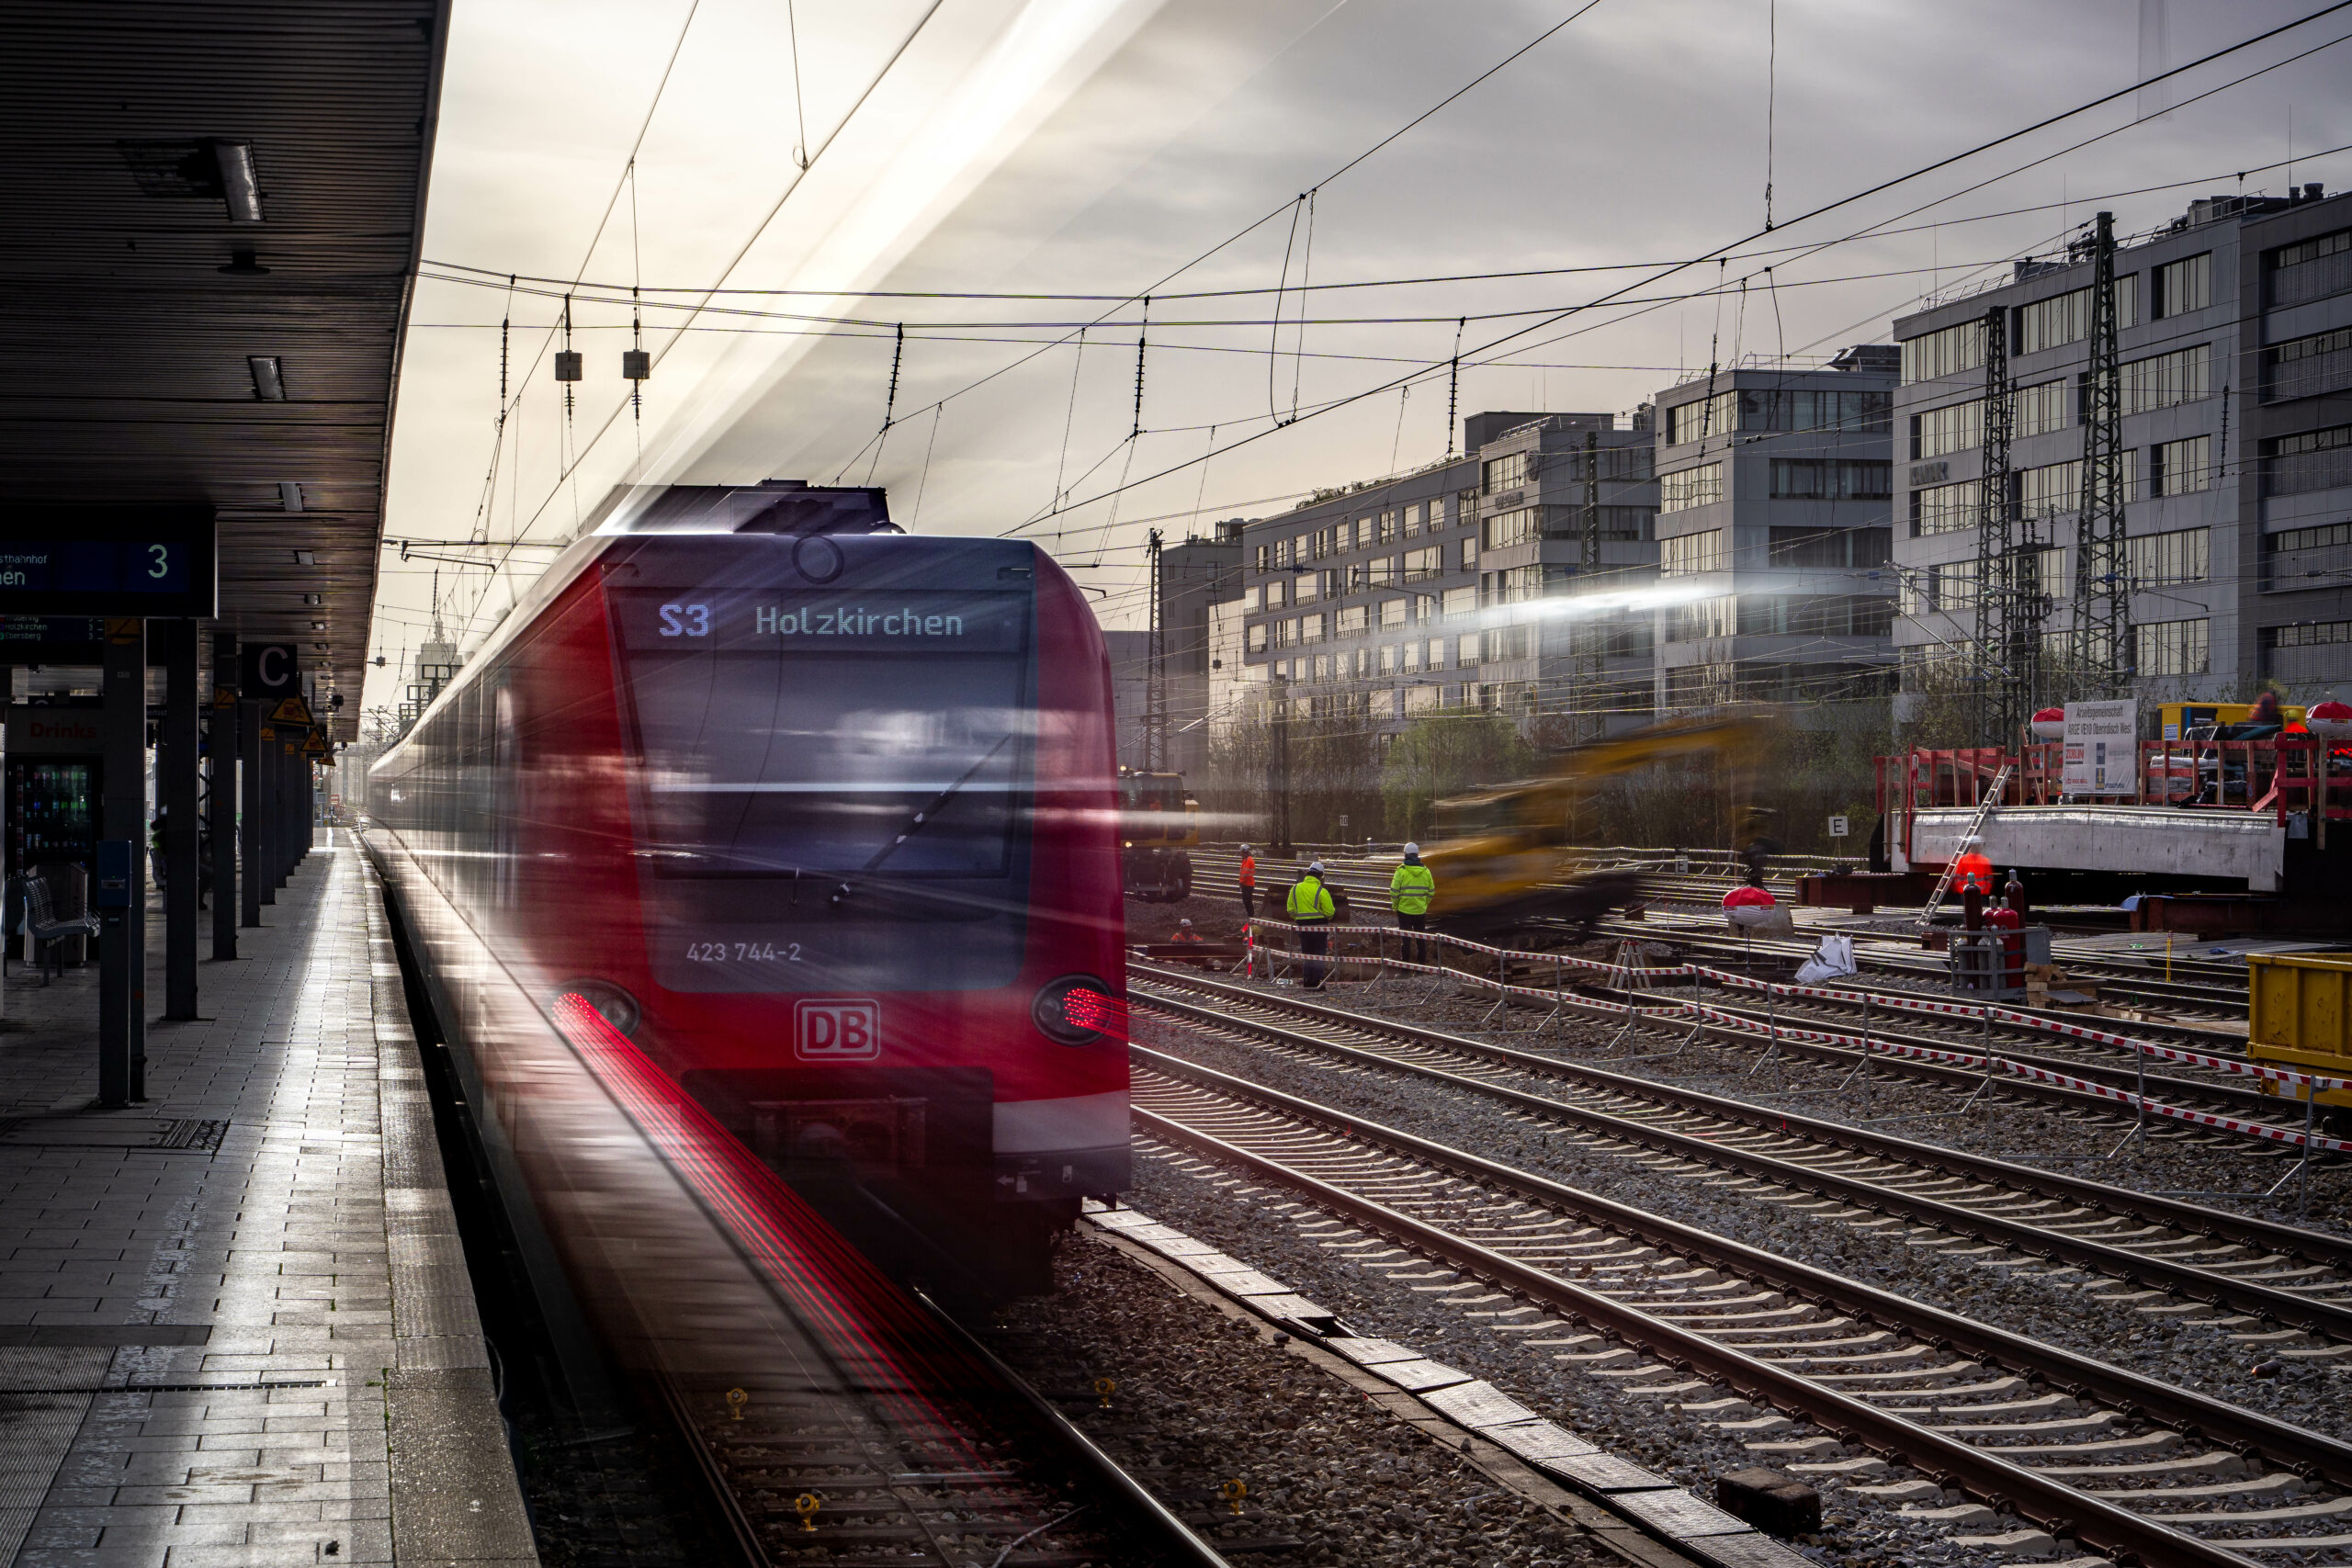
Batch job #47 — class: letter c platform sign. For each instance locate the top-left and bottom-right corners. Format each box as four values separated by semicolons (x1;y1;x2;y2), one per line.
240;643;300;699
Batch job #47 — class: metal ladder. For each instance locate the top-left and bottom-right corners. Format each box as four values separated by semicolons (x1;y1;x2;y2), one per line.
1916;760;2013;929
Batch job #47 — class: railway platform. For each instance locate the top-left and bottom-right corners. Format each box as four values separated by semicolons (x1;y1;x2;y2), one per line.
0;834;531;1567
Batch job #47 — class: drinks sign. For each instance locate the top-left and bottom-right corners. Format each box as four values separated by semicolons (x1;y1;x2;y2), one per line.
2062;700;2138;795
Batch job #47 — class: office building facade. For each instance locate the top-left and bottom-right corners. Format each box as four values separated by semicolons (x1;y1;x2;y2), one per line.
1649;346;1902;713
1889;184;2352;711
1238;412;1660;736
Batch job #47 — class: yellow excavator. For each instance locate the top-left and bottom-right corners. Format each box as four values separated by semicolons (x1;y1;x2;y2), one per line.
1420;714;1776;942
1118;769;1198;902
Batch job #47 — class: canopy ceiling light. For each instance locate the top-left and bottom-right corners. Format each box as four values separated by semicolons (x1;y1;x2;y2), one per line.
248;355;285;400
279;480;303;513
212;140;262;222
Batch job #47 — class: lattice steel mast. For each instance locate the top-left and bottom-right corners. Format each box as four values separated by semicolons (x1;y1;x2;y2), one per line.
2070;210;2129;692
1972;305;2028;743
1143;527;1168;773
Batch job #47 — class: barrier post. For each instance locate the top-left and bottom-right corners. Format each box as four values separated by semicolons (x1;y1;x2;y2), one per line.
2133;1040;2147;1160
2301;1089;2316;1219
1983;1000;1998;1142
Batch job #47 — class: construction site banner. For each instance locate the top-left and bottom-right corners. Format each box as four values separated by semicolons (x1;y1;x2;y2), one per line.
2062;699;2136;795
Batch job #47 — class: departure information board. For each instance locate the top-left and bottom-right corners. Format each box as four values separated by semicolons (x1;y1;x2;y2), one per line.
0;510;215;617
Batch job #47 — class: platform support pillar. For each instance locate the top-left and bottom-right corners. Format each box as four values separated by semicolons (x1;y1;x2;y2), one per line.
271;735;290;891
161;619;199;1020
98;620;147;1107
242;701;266;922
211;644;238;960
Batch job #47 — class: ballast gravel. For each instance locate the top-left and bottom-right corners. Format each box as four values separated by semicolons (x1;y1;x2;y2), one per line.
986;1229;1609;1568
1118;1153;2112;1568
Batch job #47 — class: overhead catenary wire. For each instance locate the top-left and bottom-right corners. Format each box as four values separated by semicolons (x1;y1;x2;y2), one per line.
402;6;2352;672
1002;9;2352;540
416;141;2351;305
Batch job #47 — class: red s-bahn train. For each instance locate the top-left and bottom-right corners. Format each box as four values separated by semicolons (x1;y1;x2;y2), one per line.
364;482;1129;1298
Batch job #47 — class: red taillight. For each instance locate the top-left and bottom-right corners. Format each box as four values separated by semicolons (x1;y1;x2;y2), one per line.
1033;976;1122;1044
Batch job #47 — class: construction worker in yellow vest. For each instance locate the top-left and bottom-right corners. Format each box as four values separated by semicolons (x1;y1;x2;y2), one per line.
1389;843;1435;965
1286;861;1336;988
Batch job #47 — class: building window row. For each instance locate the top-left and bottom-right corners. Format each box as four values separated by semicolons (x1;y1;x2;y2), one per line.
2120;343;2210;415
2128;525;2211;587
2153;253;2211;318
1668;593;1894;641
1767;525;1894;568
2137;616;2210;677
1483;507;1539;550
1660;529;1728;575
1731;387;1891;434
2149;434;2212;499
1481;450;1530;494
2263;520;2352;592
2263;620;2352;684
1659;461;1724;513
1901;319;1985;384
2017;275;2141;355
1667;391;1737;446
1903;558;1979;614
2271;228;2351;310
1249;499;1463;570
1482;626;1529;661
1905;378;2081;461
2265;424;2352;497
2014;378;2071;438
1769;457;1892;502
2267;325;2352;403
1912;478;1982;536
1912;398;1983;460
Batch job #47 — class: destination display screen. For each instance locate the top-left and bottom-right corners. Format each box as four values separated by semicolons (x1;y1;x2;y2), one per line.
607;584;1035;994
614;589;1028;654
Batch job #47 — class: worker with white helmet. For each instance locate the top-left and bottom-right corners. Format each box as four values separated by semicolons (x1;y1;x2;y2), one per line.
1390;842;1436;964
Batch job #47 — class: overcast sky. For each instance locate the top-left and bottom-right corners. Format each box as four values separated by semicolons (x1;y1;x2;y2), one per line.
367;0;2352;712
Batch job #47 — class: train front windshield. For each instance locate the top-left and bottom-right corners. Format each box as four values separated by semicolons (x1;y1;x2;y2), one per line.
608;577;1034;993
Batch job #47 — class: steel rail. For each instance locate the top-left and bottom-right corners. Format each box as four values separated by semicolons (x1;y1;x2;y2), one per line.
1590;917;2251;1017
1142;954;2298;1149
1137;964;2352;1269
910;1287;1238;1568
1130;1089;2284;1568
1676;991;2285;1119
1133;987;2352;1342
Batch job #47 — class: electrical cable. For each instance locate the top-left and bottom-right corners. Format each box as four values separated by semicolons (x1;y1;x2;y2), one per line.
1008;13;2352;539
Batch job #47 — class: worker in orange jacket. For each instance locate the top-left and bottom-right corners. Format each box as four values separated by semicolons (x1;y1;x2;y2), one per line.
1952;835;1996;896
1237;845;1258;919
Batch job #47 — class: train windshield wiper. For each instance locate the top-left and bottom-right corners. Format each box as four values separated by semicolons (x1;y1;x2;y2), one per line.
829;732;1013;908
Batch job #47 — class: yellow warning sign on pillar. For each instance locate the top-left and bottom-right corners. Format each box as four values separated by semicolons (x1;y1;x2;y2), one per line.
269;696;313;728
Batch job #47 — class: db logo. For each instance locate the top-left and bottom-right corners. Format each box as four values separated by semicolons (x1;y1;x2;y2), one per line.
794;998;879;1061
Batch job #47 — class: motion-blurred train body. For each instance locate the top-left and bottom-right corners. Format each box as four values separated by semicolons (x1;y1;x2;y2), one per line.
365;483;1129;1294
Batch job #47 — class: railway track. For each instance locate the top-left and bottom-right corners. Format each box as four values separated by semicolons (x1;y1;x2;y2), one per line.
663;1310;1237;1567
1123;1047;2352;1566
1129;964;2352;1340
1619;977;2290;1123
1600;915;2254;1022
1210;931;2313;1136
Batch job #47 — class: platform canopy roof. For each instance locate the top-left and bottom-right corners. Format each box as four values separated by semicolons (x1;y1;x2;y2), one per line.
0;0;451;740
